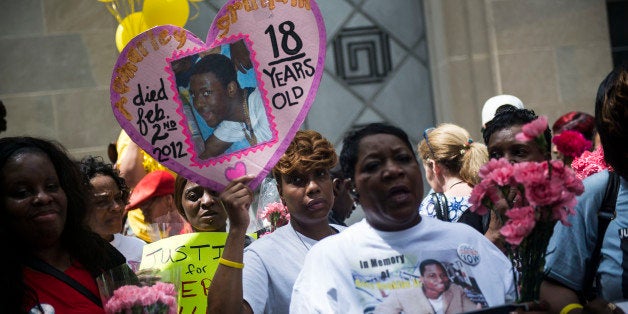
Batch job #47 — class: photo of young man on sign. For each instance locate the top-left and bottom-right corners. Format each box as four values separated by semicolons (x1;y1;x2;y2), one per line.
172;40;272;160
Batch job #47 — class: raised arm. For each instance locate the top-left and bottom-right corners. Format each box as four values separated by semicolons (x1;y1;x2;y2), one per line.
116;138;147;188
230;40;253;74
206;175;255;314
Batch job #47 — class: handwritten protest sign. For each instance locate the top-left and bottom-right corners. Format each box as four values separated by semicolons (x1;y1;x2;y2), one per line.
139;232;232;314
110;0;326;191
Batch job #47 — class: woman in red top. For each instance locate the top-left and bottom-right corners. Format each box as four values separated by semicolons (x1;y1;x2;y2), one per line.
0;137;126;313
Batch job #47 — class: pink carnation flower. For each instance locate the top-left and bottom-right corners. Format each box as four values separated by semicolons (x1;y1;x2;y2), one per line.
485;164;516;186
103;282;177;314
258;202;290;232
512;162;547;187
158;294;177;314
152;281;177;296
470;180;496;215
552;162;584;195
469;188;488;215
104;298;123;313
515;116;548;142
257;202;287;219
500;206;536;246
524;178;561;207
139;286;160;306
552;130;592;158
479;158;512;179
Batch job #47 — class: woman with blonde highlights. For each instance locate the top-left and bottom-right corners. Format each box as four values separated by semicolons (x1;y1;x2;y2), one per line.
418;123;488;227
206;129;345;314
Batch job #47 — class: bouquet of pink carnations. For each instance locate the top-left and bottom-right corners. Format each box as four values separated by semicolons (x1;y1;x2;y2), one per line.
103;281;177;314
97;264;179;314
257;202;290;236
470;116;585;302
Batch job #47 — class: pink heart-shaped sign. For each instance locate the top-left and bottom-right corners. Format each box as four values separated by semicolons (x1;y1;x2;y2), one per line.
110;0;326;191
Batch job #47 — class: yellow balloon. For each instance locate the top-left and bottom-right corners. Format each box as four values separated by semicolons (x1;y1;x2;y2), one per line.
115;12;150;52
143;0;190;27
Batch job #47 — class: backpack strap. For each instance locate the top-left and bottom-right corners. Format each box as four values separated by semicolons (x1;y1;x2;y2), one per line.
431;193;450;221
25;257;103;307
581;171;620;301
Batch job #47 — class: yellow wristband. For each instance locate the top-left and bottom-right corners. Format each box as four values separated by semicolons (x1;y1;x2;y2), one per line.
219;257;244;269
559;303;583;314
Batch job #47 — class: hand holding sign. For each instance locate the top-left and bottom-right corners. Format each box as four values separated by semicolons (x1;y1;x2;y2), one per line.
110;0;326;192
219;174;255;230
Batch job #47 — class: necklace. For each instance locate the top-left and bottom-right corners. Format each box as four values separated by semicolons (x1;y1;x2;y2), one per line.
447;180;465;190
292;225;312;252
241;89;257;146
291;224;337;252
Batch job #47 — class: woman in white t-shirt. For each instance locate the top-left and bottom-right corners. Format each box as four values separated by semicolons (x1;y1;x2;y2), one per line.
205;130;343;313
290;123;516;313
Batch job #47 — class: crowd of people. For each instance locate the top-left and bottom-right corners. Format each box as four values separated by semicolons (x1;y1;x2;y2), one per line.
2;57;628;313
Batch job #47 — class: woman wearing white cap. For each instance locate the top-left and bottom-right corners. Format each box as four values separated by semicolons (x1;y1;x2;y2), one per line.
481;94;524;130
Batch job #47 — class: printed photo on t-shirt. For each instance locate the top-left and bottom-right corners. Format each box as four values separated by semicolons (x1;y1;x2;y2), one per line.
351;247;488;314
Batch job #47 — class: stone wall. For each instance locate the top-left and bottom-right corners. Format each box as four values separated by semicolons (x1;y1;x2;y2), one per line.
425;0;612;141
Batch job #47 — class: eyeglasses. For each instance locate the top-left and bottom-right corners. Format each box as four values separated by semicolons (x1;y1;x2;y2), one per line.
423;127;436;160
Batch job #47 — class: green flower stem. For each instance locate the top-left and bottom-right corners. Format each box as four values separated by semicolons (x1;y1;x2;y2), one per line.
511;220;555;302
